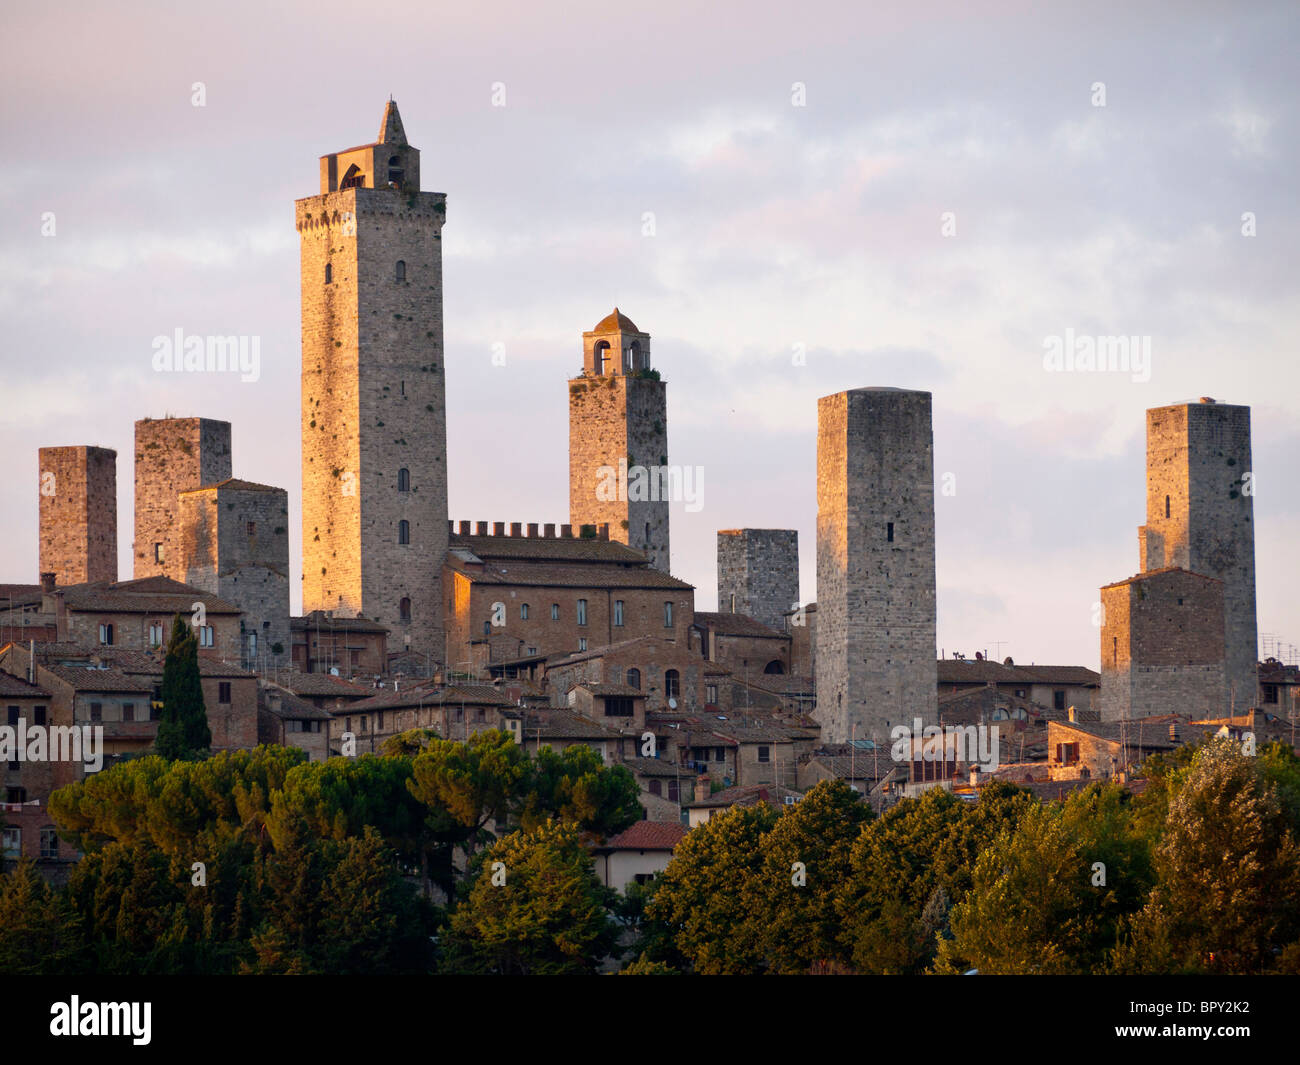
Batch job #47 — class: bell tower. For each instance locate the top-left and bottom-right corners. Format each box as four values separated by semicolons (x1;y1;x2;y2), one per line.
296;101;449;663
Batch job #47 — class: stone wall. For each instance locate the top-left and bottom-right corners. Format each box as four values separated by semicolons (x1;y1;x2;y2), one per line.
38;445;117;586
815;388;937;743
716;528;799;631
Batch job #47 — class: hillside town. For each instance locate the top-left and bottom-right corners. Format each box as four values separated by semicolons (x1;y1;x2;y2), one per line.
2;101;1296;897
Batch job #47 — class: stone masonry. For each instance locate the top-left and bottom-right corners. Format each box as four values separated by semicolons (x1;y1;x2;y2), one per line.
134;417;232;579
38;445;117;586
815;388;938;743
298;101;448;662
569;309;670;572
177;478;291;669
1137;399;1257;712
716;528;799;631
1099;567;1227;720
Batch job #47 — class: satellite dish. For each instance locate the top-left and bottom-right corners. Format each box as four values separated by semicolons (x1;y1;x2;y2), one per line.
668;697;678;709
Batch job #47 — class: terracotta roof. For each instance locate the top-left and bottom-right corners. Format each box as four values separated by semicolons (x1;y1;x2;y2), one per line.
277;672;377;698
936;660;1100;687
41;664;154;693
291;612;389;633
590;307;640;334
602;820;687;851
621;756;687;778
1101;567;1222;591
448;534;650;565
261;685;334;721
0;671;50;697
182;477;284;495
345;684;517;714
545;636;654;668
693;612;786;639
57;577;241;615
445;556;692;591
94;649;255;679
574;682;647;698
523;708;622;740
688;782;804;809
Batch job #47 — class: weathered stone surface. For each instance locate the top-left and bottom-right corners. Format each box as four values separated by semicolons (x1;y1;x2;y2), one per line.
38;445;117;585
716;528;798;632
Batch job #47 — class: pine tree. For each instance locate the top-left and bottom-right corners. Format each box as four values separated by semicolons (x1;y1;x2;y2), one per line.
155;615;210;760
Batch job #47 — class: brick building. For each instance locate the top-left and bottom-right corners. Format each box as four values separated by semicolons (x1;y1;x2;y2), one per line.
38;445;117;587
716;528;798;632
298;100;449;662
291;611;389;678
568;309;670;571
692;611;791;678
815;388;938;742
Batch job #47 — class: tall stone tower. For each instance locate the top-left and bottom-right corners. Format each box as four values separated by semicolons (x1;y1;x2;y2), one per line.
297;101;448;661
38;445;118;586
134;417;232;578
717;528;799;631
1136;398;1257;712
815;388;937;743
568;309;669;571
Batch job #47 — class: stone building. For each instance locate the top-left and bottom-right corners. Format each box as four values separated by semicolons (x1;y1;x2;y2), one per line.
176;478;290;670
290;611;389;678
568;309;670;571
1099;568;1227;720
38;445;117;586
716;528;798;631
814;388;938;743
298;100;449;663
1138;399;1258;712
692;611;791;678
134;417;232;578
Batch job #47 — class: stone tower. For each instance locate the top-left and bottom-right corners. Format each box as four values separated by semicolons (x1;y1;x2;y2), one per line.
717;528;799;632
297;101;448;661
815;388;937;743
177;478;291;669
1136;398;1257;712
568;309;669;571
134;417;232;578
38;445;118;586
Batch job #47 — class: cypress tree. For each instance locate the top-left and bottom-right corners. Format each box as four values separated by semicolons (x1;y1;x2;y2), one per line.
156;615;210;760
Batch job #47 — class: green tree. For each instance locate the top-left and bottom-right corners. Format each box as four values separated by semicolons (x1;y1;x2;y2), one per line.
442;819;618;974
517;744;642;838
0;860;89;974
155;615;211;760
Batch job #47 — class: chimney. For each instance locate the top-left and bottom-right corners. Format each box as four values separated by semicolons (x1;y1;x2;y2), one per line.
1067;706;1077;723
969;765;981;788
476;521;488;535
598;523;609;541
527;523;539;538
510;522;522;537
1169;722;1181;742
694;775;711;803
40;572;55;593
493;522;505;536
544;523;555;538
560;524;572;538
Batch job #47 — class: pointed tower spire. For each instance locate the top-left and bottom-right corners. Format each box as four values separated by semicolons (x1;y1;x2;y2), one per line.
379;100;407;146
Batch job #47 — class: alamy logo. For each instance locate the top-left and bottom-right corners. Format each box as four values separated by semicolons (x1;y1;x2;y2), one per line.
50;997;151;1045
890;718;1000;773
151;328;261;383
1042;329;1151;383
0;720;103;772
595;459;704;513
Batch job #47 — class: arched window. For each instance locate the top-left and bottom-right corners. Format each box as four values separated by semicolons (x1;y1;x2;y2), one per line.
593;340;610;375
664;669;680;700
399;520;410;545
396;260;406;282
324;263;332;284
551;603;559;621
397;468;410;492
763;660;785;675
341;163;364;190
629;340;641;370
627;668;641;690
649;780;662;797
399;597;411;621
387;155;404;186
520;603;529;620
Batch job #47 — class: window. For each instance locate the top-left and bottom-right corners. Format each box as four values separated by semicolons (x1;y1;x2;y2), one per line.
89;702;102;723
1053;690;1066;711
1056;742;1080;765
576;599;587;626
664;601;673;627
707;684;718;704
378;711;385;730
593;340;610;375
218;682;231;705
33;707;46;727
520;603;529;620
1015;688;1027;698
714;747;725;762
475;709;485;723
613;600;624;626
397;468;410;492
1165;494;1170;519
758;745;770;763
1263;684;1280;705
148;623;164;646
341;164;364;190
5;787;26;804
578;638;588;652
6;707;16;726
400;597;411;621
483;621;491;636
40;827;58;859
98;623;113;646
325;263;333;284
664;670;680;700
1112;636;1118;665
122;703;135;722
388;156;404;185
198;625;214;647
645;522;651;546
154;542;165;563
627;668;641;690
551;603;559;621
395;260;406;282
1;828;20;860
887;521;894;542
605;697;634;718
399;520;410;545
649;780;662;797
667;779;679;802
247;521;256;537
345;717;352;734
